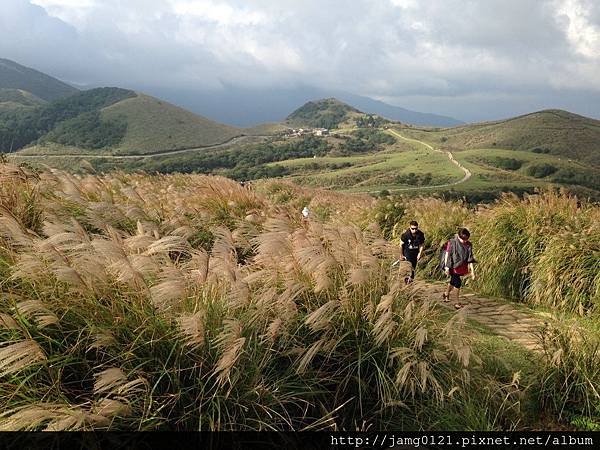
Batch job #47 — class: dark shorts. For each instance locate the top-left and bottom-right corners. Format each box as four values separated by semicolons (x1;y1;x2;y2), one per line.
404;253;418;269
450;274;462;288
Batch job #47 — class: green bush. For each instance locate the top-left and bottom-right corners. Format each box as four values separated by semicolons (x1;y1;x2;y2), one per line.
484;157;523;171
526;163;557;178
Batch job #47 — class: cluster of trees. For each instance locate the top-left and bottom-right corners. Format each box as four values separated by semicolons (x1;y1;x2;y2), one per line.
40;111;128;149
394;172;433;186
338;128;396;155
0;87;135;151
223;164;290;180
530;147;551;154
484;156;523;170
526;163;558;178
552;167;598;191
354;114;389;128
118;135;332;180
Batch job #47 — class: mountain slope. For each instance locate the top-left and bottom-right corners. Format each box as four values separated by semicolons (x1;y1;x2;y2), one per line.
404;109;600;166
0;87;136;152
10;90;244;156
101;94;242;154
0;58;78;101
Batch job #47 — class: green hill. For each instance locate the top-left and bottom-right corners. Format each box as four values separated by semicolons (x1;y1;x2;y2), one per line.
0;87;136;152
0;58;78;101
100;94;241;155
4;87;271;157
403;109;600;166
286;98;364;129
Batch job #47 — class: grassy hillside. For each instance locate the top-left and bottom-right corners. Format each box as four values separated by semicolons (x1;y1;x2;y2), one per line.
402;109;600;166
286;98;364;129
0;164;597;431
100;94;242;155
0;88;46;112
0;58;78;101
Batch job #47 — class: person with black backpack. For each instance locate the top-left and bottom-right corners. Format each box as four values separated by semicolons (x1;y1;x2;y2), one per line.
440;228;476;309
399;221;425;283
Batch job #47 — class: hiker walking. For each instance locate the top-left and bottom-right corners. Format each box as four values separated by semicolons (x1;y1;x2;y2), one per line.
441;228;476;309
399;221;425;283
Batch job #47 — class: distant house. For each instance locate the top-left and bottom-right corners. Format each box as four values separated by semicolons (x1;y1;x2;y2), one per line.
313;128;329;136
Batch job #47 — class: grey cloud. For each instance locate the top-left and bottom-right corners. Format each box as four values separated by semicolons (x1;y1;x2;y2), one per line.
1;0;600;121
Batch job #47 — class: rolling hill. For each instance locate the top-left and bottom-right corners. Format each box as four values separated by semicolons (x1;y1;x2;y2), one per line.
0;58;78;101
9;89;251;156
403;109;600;166
286;98;367;129
100;94;242;155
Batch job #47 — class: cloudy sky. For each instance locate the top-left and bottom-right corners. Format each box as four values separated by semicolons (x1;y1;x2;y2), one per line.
2;0;600;122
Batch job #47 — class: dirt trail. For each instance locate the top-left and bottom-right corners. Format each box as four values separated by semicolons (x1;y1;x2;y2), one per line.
387;129;472;189
411;279;548;352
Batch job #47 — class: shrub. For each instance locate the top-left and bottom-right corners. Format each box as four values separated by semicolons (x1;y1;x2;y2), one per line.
526;163;557;178
484;157;523;171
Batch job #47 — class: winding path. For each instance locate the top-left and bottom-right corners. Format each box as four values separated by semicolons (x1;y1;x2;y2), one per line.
386;129;472;190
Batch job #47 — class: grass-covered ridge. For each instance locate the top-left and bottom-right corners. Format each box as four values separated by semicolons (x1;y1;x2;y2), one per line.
100;94;241;154
0;163;598;430
402;109;600;166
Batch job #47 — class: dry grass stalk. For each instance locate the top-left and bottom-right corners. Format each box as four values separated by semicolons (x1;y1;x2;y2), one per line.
15;300;59;328
93;368;146;397
177;311;205;348
0;340;46;377
304;301;338;332
88;329;116;351
0;313;20;330
150;267;187;311
215;337;246;385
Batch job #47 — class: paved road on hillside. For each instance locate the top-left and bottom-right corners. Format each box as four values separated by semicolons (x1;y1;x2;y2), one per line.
386;129;472;190
9;135;267;160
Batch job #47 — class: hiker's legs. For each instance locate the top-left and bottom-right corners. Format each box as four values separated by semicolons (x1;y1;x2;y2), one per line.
406;255;417;281
446;274;463;307
444;283;453;296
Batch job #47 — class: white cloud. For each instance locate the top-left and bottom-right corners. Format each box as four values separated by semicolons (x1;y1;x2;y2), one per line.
554;0;600;59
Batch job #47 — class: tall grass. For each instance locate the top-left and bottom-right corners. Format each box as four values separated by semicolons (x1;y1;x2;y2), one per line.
536;318;600;430
0;163;498;431
470;191;600;313
1;164;597;430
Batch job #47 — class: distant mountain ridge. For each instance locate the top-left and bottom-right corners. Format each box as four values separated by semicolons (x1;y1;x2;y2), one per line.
334;92;464;127
136;85;465;127
0;58;78;101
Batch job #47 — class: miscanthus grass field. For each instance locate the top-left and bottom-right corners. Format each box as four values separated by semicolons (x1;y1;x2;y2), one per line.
0;162;598;431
